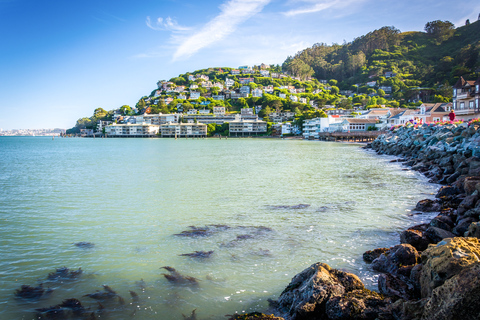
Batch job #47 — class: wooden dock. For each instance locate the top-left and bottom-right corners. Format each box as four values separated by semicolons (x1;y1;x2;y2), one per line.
318;131;386;142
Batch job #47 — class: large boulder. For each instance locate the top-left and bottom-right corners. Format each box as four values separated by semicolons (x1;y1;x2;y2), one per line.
465;221;480;238
422;263;480;320
399;229;430;251
377;273;416;300
363;248;388;263
325;289;388;320
424;227;455;243
420;237;480;298
371;244;421;274
414;199;441;212
272;263;364;320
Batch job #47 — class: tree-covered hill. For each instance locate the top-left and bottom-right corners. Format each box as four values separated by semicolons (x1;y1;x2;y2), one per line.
282;19;480;99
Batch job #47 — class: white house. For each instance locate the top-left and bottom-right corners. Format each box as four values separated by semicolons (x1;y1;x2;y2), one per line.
225;78;235;88
252;88;263;97
290;95;298;102
279;93;287;99
264;85;274;93
259;70;270;77
190;92;201;100
240;86;250;95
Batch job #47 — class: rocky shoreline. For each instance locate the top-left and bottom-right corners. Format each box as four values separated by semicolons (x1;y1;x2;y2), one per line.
234;122;480;320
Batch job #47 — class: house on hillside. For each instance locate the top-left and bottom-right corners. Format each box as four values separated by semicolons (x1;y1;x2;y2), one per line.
452;76;480;120
239;77;254;84
416;103;451;123
252;88;263;97
190;92;201;100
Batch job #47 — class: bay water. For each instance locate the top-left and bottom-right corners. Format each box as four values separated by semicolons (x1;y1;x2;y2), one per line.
0;137;438;319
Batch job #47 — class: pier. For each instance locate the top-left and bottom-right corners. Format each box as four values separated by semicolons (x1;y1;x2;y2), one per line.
318;131;386;142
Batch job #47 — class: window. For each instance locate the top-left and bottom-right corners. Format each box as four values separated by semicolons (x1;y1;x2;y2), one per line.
470;101;475;109
433;117;440;122
460;102;465;110
453;89;457;97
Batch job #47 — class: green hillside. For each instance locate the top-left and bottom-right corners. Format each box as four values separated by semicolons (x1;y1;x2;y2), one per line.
282;19;480;101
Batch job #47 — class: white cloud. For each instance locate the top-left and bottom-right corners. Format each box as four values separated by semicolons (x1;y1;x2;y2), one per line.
172;0;271;61
283;0;363;16
146;16;191;32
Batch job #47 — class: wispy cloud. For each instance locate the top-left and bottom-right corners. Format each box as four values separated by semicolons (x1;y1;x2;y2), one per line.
283;0;361;16
146;16;191;32
172;0;271;61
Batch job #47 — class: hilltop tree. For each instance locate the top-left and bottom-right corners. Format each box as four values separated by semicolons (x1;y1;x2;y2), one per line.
424;20;455;43
120;105;132;115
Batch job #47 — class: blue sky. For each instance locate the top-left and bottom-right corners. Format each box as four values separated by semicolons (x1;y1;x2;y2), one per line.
1;0;479;130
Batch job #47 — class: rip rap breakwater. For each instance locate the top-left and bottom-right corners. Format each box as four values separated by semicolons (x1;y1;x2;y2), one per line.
250;123;480;320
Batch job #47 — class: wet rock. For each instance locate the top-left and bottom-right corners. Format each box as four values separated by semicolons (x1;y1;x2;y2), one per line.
84;285;118;301
182;309;197;320
424;227;455;244
363;248;388;263
325;288;388;320
15;284;53;300
271;262;364;320
464;221;480;238
371;244;420;274
378;273;416;300
74;242;95;248
452;217;476;236
36;298;91;320
179;250;214;258
174;226;214;237
463;207;480;218
463;176;480;195
268;204;310;210
226;313;284;320
414;199;441;212
429;215;453;232
399;229;430;252
422;263;480;320
47;267;83;281
419;237;480;298
457;193;479;215
435;186;460;198
161;266;199;285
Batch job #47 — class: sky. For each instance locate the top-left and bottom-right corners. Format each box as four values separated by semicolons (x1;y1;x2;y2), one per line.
1;0;479;130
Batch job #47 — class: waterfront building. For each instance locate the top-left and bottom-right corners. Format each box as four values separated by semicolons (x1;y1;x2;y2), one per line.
105;123;160;137
303;118;330;139
329;118;378;132
160;122;207;138
229;119;267;136
452;76;480;120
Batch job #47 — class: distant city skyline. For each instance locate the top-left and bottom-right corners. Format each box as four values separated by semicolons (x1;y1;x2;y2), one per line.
1;0;479;130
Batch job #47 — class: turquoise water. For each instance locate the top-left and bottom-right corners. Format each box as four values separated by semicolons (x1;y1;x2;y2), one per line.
0;137;437;319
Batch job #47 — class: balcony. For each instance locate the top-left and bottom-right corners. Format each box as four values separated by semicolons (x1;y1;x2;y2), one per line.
456;92;469;100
